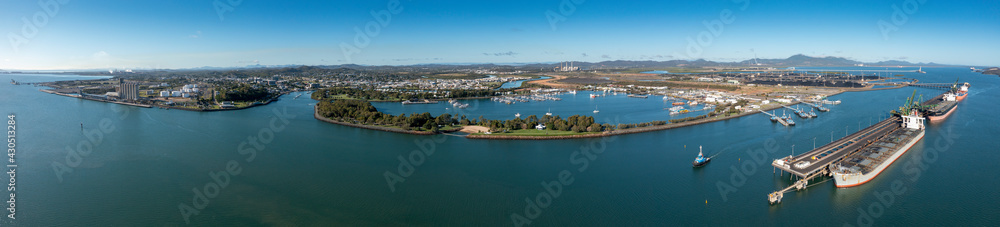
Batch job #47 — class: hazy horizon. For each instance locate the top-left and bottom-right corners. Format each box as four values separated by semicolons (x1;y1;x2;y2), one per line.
2;0;998;70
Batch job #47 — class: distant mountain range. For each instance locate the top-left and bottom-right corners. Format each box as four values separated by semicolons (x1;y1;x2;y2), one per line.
554;54;959;68
345;54;960;69
158;54;969;71
0;54;977;72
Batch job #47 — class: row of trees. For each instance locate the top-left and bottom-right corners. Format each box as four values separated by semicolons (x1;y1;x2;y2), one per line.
317;100;673;133
317;100;456;131
669;115;708;124
215;84;273;102
473;114;668;133
615;121;669;129
480;114;603;133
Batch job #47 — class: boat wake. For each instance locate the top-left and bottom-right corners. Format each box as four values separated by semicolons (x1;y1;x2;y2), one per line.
708;147;732;159
965;119;975;127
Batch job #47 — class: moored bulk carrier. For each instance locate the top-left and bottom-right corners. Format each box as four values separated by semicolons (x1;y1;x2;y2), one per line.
955;82;969;101
923;92;958;122
919;81;969;122
831;107;924;187
767;91;927;204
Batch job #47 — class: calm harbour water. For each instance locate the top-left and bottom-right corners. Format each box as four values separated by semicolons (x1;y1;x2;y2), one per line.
0;67;997;226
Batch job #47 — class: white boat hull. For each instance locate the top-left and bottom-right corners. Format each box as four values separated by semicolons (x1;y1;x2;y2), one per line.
833;130;924;187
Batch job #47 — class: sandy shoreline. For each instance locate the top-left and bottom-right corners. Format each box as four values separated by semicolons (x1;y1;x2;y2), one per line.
458;126;489;134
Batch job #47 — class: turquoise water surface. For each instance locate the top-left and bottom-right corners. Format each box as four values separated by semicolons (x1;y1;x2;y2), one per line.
0;67;996;225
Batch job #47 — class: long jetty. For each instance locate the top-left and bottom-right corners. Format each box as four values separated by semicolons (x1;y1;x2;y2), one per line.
907;83;954;90
768;115;901;204
766;88;958;204
40;89;152;108
800;102;830;112
759;110;792;126
781;105;814;118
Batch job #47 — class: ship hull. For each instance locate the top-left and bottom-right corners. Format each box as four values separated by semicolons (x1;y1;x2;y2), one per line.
833;130;924;188
927;105;957;122
955;92;967;101
692;158;711;167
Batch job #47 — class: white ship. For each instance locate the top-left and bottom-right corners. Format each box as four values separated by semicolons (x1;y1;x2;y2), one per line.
668;106;687;115
831;108;924;187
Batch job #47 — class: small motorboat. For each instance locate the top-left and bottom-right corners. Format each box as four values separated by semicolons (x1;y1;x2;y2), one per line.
693;146;711;167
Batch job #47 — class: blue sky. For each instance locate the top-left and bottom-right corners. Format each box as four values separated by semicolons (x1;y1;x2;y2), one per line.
1;0;998;70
